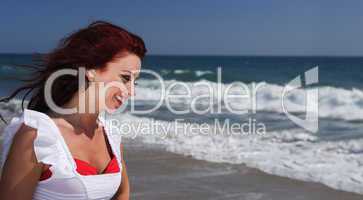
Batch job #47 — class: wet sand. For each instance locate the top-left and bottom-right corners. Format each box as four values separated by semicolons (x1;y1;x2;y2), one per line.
0;135;362;200
124;139;363;200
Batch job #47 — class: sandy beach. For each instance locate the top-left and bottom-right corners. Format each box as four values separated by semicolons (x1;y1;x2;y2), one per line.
124;139;363;200
0;130;362;200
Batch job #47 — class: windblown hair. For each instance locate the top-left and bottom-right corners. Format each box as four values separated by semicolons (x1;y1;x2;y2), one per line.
0;21;146;122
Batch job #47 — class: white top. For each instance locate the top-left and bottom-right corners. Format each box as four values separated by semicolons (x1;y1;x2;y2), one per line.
1;109;122;200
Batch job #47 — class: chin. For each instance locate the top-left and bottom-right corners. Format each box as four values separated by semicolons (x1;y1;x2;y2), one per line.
102;101;119;114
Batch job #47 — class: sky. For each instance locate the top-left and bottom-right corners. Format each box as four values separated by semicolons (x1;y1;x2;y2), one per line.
1;0;363;56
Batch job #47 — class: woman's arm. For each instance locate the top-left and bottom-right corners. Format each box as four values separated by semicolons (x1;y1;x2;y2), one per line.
0;124;42;200
112;144;130;200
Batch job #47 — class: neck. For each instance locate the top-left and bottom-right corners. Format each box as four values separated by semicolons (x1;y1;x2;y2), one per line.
50;112;100;137
49;93;101;137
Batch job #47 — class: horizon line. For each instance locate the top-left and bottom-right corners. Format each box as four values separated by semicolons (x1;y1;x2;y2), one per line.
0;52;363;58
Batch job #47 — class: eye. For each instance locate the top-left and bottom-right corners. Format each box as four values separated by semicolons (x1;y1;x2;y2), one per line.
120;74;131;83
120;74;138;86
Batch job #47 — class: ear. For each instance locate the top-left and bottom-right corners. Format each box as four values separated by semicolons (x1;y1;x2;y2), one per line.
86;69;96;81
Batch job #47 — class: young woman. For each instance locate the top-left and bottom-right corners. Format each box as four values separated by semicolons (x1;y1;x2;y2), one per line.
0;21;147;200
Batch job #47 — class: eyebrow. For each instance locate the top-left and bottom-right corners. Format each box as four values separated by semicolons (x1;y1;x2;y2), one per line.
120;70;140;80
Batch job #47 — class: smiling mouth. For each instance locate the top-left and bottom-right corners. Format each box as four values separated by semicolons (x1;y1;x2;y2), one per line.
114;94;123;107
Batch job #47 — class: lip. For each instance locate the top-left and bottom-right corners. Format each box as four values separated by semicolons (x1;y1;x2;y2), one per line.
113;95;123;107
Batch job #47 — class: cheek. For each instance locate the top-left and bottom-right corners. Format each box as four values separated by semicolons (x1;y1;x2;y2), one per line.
90;83;120;111
104;86;129;109
93;77;130;111
105;87;120;101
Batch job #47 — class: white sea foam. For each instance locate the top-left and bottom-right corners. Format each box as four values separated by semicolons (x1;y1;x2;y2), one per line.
1;79;362;122
173;69;190;74
135;79;363;121
109;113;363;194
195;70;213;77
0;99;25;118
162;69;213;77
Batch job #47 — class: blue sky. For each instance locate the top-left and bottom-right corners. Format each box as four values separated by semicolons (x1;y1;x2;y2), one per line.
1;0;363;56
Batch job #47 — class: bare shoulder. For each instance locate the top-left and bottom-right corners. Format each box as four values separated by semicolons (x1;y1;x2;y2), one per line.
11;123;38;150
0;124;42;199
3;123;39;166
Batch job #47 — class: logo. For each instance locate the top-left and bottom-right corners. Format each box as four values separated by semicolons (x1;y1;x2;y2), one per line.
282;67;319;133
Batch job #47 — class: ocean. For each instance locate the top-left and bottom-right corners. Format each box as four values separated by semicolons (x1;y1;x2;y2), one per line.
1;54;363;194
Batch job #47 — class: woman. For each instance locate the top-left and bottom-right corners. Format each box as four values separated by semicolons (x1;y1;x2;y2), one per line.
0;21;147;200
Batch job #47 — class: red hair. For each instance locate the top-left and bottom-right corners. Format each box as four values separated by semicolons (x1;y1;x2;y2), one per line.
0;20;147;117
47;21;146;69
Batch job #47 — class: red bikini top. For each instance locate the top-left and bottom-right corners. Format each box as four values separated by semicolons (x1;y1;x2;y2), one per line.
40;155;120;181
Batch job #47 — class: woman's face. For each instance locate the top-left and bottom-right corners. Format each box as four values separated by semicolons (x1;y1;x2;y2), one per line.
87;53;141;113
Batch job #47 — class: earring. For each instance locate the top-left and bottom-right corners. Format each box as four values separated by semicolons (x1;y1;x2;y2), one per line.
87;70;96;82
